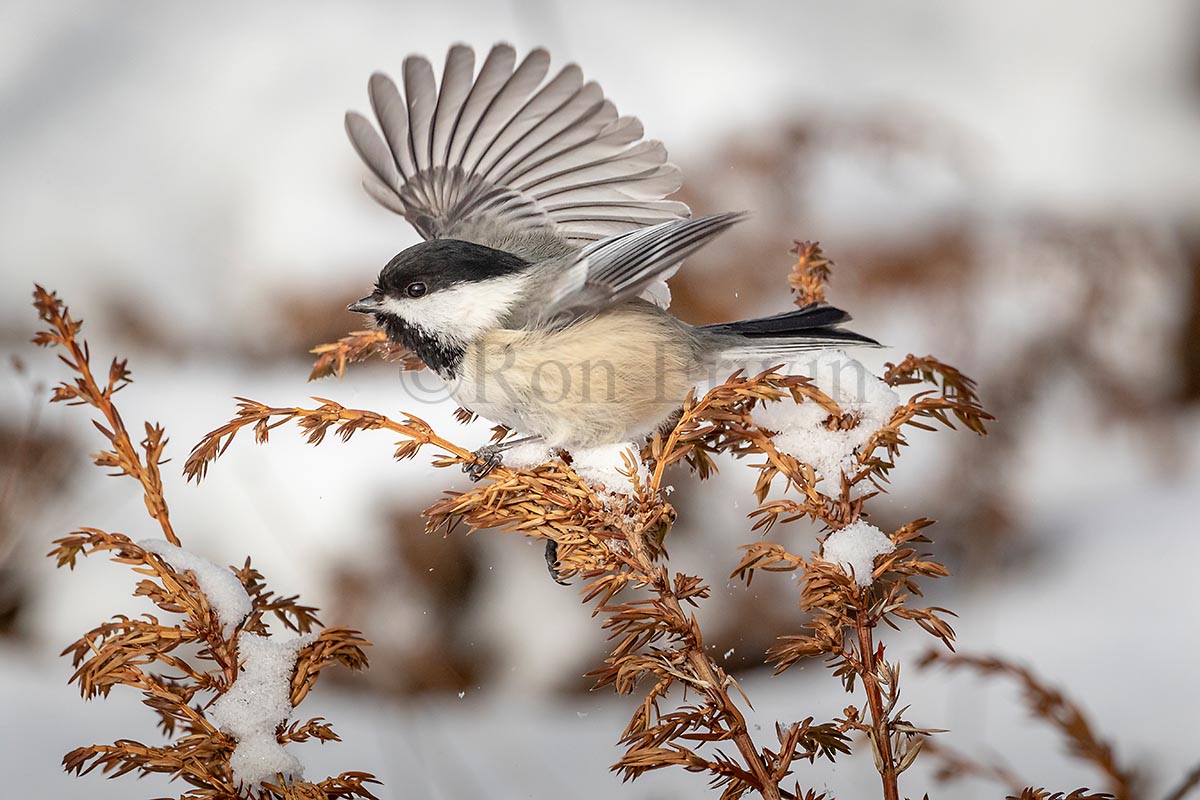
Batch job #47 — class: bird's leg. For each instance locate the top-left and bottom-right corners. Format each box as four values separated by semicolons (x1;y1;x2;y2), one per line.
461;437;566;584
463;435;543;481
544;539;569;586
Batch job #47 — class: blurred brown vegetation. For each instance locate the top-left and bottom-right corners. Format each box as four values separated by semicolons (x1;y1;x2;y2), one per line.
325;505;489;696
0;357;78;635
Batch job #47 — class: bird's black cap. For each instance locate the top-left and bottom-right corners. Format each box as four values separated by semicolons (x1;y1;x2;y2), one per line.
376;239;530;297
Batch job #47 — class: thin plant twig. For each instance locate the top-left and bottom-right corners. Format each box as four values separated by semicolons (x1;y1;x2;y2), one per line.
33;286;378;800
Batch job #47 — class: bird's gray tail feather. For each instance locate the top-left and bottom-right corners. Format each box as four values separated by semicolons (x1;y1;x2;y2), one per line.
702;303;879;360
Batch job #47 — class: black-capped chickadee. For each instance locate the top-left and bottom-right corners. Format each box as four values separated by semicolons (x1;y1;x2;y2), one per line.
345;44;877;478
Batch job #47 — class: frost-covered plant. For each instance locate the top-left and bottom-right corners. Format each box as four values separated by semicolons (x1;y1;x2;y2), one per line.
32;287;377;800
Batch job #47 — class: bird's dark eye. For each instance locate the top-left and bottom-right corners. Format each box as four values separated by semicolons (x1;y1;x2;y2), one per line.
406;282;427;298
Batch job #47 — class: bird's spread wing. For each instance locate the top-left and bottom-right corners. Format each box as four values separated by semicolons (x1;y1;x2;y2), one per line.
538;212;746;326
345;43;689;248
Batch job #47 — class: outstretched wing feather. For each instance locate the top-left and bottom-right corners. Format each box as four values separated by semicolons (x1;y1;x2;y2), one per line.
461;48;551;176
346;44;689;249
367;73;415;179
445;45;517;170
486;79;603;186
403;56;437;174
472;65;584;181
430;45;476;209
543;213;746;321
345;111;400;190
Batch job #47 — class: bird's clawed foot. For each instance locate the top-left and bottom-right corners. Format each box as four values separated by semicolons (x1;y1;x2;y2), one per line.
462;435;546;481
463;444;505;481
545;539;569;586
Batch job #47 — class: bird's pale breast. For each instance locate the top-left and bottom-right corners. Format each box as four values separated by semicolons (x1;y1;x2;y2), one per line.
451;307;696;448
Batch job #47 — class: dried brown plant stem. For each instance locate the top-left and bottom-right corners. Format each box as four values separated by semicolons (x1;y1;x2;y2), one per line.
622;519;782;800
33;285;180;545
33;286;377;800
1009;790;1115;800
308;329;423;380
853;608;899;800
788;241;832;305
729;351;986;798
183;398;478;484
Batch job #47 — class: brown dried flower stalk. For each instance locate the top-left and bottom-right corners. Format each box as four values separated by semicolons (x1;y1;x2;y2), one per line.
32;286;377;800
308;329;422;381
726;395;973;797
32;287;181;547
788;241;832;306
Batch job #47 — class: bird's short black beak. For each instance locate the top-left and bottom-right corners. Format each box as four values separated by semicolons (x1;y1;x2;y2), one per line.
347;296;380;314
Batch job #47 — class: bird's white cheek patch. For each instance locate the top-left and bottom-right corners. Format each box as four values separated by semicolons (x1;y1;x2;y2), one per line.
381;274;526;341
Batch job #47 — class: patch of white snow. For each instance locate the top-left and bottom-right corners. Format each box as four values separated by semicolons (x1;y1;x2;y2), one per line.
752;351;900;486
139;540;251;635
819;521;896;587
208;632;316;788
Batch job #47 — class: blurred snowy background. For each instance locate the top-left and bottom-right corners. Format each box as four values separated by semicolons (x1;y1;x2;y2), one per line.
2;1;1198;798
